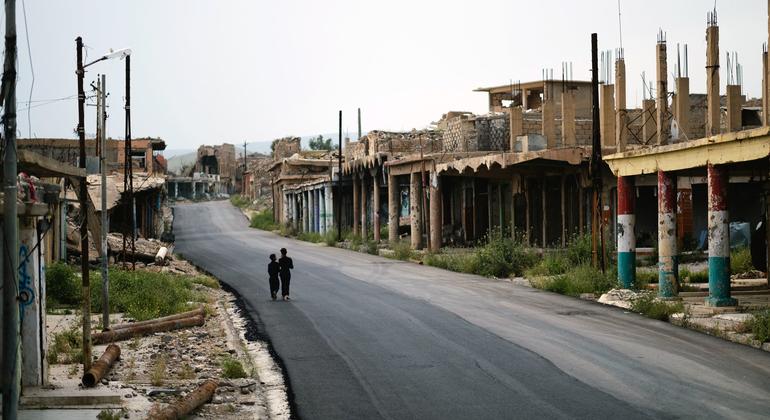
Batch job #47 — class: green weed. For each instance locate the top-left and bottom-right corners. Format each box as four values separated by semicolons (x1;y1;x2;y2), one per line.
390;240;414;261
250;209;278;231
221;356;248;379
749;309;770;343
731;247;754;275
630;293;684;321
532;264;618;297
229;194;251;209
46;262;81;309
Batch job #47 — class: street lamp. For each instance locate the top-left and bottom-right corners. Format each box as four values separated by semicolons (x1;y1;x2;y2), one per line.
75;38;131;372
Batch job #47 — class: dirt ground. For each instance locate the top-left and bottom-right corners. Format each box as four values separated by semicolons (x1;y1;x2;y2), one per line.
45;265;288;419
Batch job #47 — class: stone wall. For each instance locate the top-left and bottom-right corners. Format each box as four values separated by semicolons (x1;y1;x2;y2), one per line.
273;137;301;160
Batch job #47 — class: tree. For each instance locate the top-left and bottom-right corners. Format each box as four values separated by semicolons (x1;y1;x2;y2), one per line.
308;135;333;151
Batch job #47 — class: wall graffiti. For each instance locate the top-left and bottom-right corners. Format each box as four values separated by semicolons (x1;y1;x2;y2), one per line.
18;244;35;320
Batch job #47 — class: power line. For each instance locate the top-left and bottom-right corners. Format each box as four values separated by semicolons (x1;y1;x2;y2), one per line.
21;0;34;138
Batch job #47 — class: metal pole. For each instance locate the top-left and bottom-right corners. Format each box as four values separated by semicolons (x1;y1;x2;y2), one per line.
337;110;342;241
590;33;602;270
76;36;93;373
126;55;135;270
100;74;109;331
420;137;429;250
2;0;21;414
357;107;361;140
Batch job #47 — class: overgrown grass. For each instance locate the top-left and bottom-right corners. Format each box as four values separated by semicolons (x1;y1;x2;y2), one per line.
90;269;208;321
731;247;754;275
364;240;379;255
150;355;167;386
323;230;339;246
630;293;684;321
47;325;83;365
46;262;81;309
679;267;709;283
250;209;278;231
297;231;324;243
635;270;656;290
229;194;251;209
531;264;618;297
749;309;770;343
525;234;592;277
390;240;414;261
474;229;537;278
221;356;248;379
423;251;479;274
346;232;363;250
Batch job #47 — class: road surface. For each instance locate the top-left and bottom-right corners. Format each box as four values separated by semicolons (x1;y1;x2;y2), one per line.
174;201;770;420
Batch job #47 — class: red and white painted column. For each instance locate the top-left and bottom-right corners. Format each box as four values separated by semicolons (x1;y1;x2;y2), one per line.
707;164;737;306
617;176;636;288
658;170;678;297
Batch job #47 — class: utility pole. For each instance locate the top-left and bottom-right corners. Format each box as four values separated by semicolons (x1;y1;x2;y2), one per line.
420;137;430;250
590;33;605;272
337;110;343;242
76;36;93;373
100;74;110;331
357;107;362;140
2;0;21;415
122;55;135;270
243;140;247;195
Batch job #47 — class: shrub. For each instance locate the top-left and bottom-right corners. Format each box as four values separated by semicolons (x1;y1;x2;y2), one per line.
750;309;770;343
90;269;205;321
635;270;657;290
297;231;323;243
46;262;81;308
475;229;537;278
526;252;570;277
48;326;83;364
150;355;167;386
221;356;248;379
679;267;708;283
424;251;479;274
390;240;413;261
630;293;684;321
565;233;592;266
323;230;338;246
364;240;379;255
533;264;618;297
731;247;754;275
229;194;251;209
250;209;277;231
347;232;363;251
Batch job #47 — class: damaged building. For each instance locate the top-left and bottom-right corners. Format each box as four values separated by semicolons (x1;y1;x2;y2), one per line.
168;143;237;199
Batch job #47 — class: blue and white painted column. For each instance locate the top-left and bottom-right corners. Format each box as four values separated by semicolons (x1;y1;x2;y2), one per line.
302;191;309;232
309;188;316;232
316;188;322;233
617;175;636;288
707;164;737;307
658;170;678;297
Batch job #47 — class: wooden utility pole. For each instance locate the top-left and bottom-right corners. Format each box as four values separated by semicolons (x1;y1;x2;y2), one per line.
76;36;93;373
99;74;110;331
2;0;21;415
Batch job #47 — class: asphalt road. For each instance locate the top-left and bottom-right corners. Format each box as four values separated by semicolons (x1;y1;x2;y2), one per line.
174;201;770;420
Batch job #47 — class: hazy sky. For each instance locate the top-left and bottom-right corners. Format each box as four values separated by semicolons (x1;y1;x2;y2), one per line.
9;0;768;149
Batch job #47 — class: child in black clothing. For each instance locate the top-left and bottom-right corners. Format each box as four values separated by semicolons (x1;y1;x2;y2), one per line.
267;254;280;300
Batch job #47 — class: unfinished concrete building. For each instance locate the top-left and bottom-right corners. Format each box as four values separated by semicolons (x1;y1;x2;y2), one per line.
606;5;770;307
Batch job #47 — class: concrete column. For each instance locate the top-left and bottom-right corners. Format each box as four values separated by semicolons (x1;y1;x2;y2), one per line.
642;99;656;144
310;188;316;232
616;58;628;151
317;189;323;233
617;176;636;289
674;78;690;142
324;181;334;232
373;170;381;242
510;106;523;150
429;172;441;253
191;181;197;200
388;172;399;243
410;172;422;249
303;191;309;232
360;174;368;240
561;91;576;146
762;49;770;126
352;173;359;235
541;178;547;247
19;217;47;386
707;164;737;307
542;97;557;149
726;85;743;132
656;41;670;145
174;182;178;199
600;84;616;149
706;23;720;136
658;170;678;298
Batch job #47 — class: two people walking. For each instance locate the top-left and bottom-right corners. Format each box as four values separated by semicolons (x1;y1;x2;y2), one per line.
268;248;293;301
